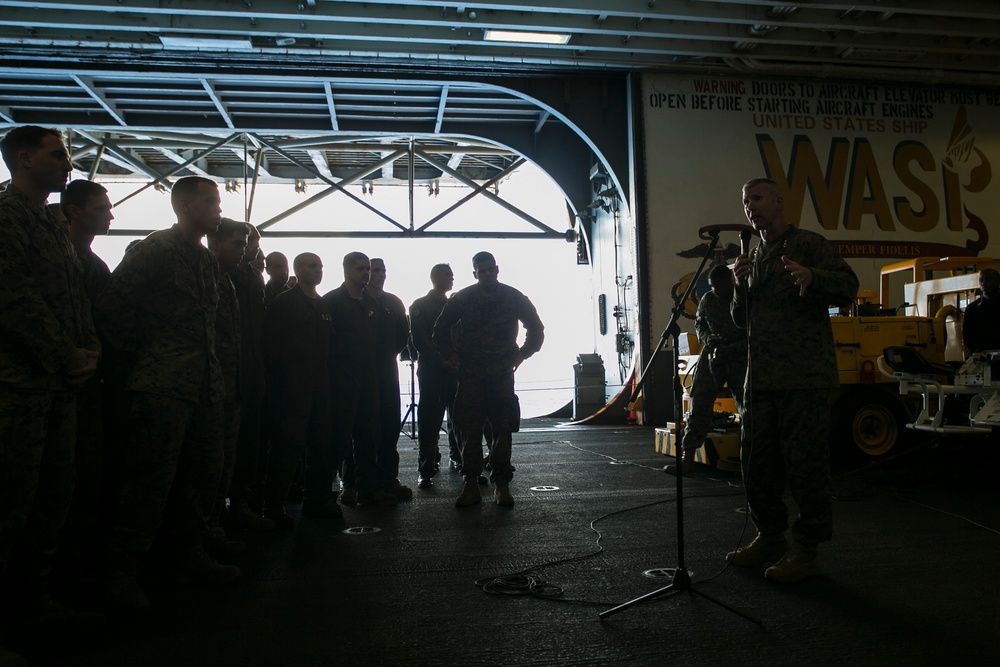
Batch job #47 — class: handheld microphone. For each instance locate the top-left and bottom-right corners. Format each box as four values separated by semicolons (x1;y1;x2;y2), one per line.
740;229;752;256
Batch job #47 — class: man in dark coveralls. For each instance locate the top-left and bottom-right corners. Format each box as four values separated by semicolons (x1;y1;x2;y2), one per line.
409;263;461;488
262;252;342;526
365;258;413;501
97;176;238;611
0;126;100;633
226;225;273;532
324;252;398;507
433;251;544;508
263;251;290;306
206;218;249;552
665;264;746;476
730;177;858;583
963;268;1000;353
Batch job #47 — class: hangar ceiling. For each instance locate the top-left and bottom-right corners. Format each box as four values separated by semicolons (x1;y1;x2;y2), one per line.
1;1;999;236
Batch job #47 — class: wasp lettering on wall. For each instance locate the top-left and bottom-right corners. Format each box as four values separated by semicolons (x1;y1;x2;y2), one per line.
754;107;991;246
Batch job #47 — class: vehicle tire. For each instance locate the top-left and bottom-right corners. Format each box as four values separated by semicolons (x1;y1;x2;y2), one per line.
832;387;909;460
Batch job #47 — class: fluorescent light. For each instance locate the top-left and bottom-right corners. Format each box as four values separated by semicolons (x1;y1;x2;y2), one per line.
159;36;254;50
484;30;570;45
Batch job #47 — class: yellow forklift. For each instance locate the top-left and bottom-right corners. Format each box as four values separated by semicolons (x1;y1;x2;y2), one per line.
656;257;999;470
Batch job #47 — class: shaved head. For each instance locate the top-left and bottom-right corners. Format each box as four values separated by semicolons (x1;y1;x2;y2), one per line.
293;252;321;273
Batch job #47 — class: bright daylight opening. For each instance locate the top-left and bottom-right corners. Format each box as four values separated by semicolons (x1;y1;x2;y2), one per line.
61;161;596;419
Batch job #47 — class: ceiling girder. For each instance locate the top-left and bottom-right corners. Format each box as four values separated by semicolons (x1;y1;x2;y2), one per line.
252;139;409;232
416;157;526;234
417;149;557;235
1;0;999;77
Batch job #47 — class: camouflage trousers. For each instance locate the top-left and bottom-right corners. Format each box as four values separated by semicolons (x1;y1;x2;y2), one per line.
740;387;833;544
107;390;223;554
58;379;104;568
681;349;747;452
0;387;76;580
453;369;516;483
211;397;241;524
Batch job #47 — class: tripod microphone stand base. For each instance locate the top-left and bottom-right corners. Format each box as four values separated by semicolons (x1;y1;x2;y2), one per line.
599;566;761;623
599;227;758;626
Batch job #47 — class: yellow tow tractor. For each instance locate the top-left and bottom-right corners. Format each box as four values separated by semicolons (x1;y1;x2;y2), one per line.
656;257;999;470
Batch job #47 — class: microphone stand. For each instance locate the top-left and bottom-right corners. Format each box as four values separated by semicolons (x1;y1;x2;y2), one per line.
600;228;759;624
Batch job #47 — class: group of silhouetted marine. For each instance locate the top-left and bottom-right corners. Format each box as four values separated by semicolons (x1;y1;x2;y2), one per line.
0;125;545;657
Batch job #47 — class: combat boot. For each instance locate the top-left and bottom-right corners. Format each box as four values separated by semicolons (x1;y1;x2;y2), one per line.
264;509;295;530
357;489;398;507
105;555;150;612
340;487;358;506
205;522;247;558
302;497;346;522
494;480;514;506
455;478;482;507
726;533;788;567
173;543;241;585
385;479;414;501
664;445;697;476
19;579;106;631
228;501;275;531
0;644;27;667
765;542;822;583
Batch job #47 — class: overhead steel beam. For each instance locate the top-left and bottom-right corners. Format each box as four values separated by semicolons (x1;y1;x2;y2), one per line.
323;81;339;131
534;110;550;136
230;146;272;178
415;157;526;233
434;85;449;135
308;149;335;181
154;146;212;178
70;74;126;126
5;0;998;37
258;230;567;239
102;131;243;205
72;129;162;180
416;149;558;234
201;79;234;129
252;136;408;231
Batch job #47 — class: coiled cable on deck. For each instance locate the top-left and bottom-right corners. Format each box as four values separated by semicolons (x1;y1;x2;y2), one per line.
476;570;564;599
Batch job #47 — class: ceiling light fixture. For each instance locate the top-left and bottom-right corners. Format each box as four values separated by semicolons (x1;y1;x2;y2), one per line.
159;36;254;50
484;29;570;45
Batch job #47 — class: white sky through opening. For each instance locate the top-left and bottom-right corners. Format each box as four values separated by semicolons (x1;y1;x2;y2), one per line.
7;160;597;417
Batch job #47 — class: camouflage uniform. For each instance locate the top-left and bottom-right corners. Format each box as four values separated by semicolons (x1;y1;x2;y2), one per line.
432;283;543;483
212;273;241;524
323;285;383;495
409;290;460;478
371;291;409;486
96;224;224;554
0;184;99;584
732;226;858;544
261;286;335;512
228;264;266;508
681;289;747;453
60;246;111;563
76;248;111;307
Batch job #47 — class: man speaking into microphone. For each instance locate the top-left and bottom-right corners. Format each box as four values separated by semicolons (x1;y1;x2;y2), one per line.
729;177;858;583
